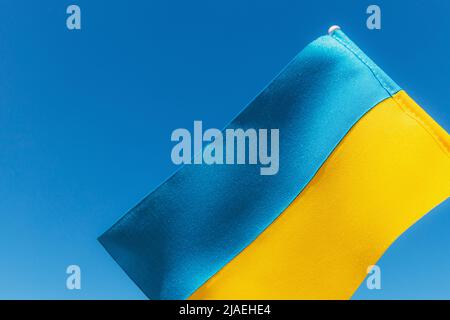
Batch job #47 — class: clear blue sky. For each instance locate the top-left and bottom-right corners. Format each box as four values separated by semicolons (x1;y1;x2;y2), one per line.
0;0;448;299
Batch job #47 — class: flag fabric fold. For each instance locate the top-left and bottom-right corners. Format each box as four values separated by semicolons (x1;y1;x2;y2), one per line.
99;28;449;300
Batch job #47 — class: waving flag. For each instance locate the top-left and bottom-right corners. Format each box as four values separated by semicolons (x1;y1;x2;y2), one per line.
99;27;450;300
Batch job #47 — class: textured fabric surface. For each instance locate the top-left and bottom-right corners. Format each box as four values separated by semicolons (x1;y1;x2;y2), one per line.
190;91;450;299
99;30;400;299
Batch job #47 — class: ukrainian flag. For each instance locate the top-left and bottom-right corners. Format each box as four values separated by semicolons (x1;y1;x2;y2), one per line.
99;27;450;300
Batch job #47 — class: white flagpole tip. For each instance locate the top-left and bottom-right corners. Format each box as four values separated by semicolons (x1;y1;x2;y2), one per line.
328;25;341;35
